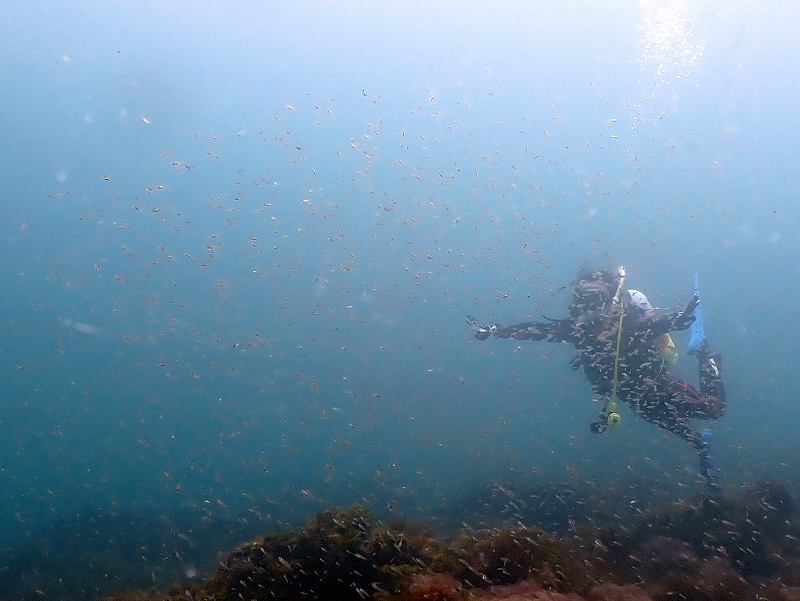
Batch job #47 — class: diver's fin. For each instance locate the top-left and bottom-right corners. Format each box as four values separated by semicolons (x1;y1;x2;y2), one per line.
687;271;706;355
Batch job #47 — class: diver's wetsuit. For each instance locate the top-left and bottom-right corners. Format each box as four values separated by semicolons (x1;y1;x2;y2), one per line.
479;303;726;477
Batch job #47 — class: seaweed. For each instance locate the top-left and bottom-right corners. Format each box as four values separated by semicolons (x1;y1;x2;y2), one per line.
171;505;447;601
89;481;800;601
453;525;563;589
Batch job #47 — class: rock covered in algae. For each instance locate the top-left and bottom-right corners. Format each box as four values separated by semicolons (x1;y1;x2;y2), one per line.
452;525;563;588
103;505;450;601
103;481;800;601
210;505;449;600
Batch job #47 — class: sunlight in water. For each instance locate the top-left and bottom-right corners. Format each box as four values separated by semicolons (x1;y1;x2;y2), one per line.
632;0;705;123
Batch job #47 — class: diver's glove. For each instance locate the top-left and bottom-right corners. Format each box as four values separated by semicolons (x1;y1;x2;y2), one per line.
685;293;700;315
673;294;700;330
466;315;497;340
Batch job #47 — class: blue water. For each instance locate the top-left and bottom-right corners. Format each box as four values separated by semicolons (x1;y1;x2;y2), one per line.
1;1;799;597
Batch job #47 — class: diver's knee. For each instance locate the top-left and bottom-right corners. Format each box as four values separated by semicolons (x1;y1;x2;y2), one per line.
708;399;725;419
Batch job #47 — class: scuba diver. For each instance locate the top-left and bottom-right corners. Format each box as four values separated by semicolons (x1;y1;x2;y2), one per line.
467;266;726;489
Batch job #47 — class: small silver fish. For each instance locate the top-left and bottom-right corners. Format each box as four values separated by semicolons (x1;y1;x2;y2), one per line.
58;317;101;335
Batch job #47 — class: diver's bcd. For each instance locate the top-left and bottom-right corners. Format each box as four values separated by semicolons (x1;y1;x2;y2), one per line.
658;333;679;367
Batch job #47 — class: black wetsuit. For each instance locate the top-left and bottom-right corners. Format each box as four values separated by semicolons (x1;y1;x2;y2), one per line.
483;302;726;473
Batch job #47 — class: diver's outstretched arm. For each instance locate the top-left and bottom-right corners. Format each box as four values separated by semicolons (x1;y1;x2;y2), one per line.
466;315;574;342
639;294;700;338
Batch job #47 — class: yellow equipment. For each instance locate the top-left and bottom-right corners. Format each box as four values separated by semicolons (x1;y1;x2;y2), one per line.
659;333;679;367
604;308;625;426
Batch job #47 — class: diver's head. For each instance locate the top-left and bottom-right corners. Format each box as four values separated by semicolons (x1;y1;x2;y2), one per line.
625;289;654;317
568;269;618;316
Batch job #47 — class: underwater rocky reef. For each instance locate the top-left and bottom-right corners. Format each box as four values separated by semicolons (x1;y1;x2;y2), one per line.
101;480;800;601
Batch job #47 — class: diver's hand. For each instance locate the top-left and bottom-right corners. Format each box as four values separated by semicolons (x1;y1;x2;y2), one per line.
684;294;700;316
466;315;497;340
673;294;699;329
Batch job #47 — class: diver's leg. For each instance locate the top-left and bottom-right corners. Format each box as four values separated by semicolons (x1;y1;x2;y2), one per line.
668;419;719;492
663;371;723;420
639;408;720;492
696;342;726;416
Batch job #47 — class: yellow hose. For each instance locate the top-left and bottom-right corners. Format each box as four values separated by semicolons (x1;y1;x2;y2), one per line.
606;310;625;425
